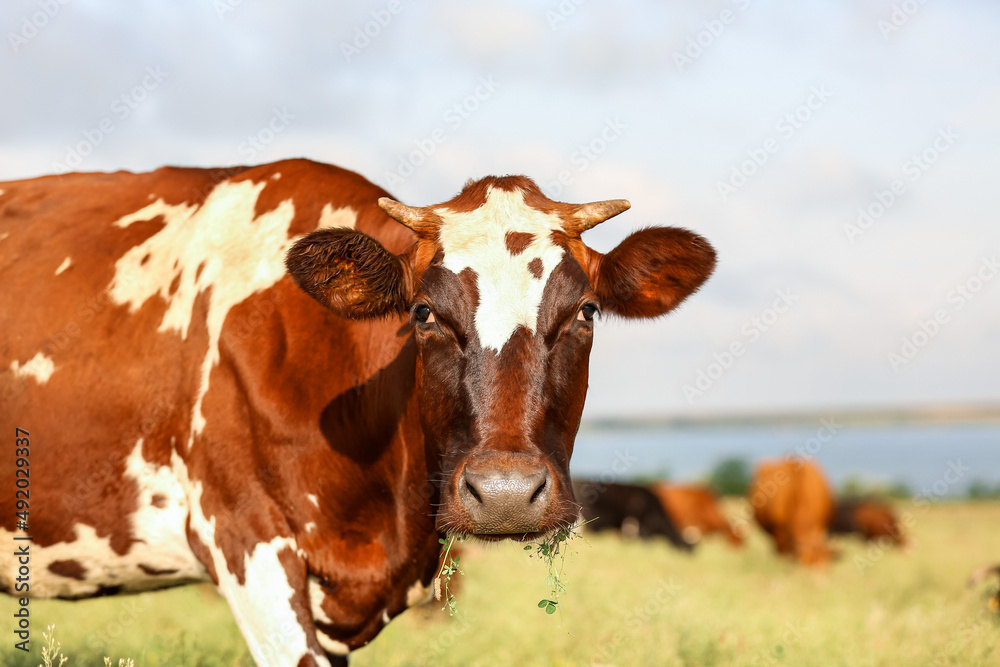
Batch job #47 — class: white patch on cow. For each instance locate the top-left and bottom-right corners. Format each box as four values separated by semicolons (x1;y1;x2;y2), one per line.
308;575;351;655
10;352;55;384
174;453;328;666
0;439;206;598
435;186;566;352
109;180;297;438
317;203;357;230
381;609;391;624
0;232;8;242
272;172;282;180
55;256;72;275
406;578;434;607
304;521;317;532
123;440;206;578
307;494;319;508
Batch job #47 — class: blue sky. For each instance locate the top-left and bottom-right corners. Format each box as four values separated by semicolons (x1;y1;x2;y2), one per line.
2;0;998;418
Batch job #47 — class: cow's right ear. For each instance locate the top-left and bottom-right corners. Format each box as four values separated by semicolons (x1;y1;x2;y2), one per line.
285;228;410;319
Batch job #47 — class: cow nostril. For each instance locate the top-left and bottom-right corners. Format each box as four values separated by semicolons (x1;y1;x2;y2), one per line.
529;479;547;504
465;480;483;504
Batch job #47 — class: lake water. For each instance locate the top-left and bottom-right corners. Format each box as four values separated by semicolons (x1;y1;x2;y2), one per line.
570;422;1000;495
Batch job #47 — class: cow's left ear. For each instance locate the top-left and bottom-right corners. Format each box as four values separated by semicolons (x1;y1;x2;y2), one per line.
285;228;410;319
590;226;716;319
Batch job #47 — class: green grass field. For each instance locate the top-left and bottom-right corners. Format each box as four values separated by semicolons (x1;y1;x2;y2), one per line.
3;501;998;666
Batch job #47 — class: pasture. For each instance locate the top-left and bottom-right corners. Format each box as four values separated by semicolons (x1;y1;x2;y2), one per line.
3;500;998;666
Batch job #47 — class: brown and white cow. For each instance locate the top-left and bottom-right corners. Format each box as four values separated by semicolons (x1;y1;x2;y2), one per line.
0;159;715;665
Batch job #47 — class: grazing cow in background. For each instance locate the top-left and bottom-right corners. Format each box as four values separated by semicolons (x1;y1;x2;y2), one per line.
574;481;693;551
750;460;835;565
968;564;1000;613
829;498;906;547
651;483;744;547
0;159;715;666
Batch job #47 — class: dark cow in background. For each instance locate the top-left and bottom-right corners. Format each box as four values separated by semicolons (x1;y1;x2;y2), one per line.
750;460;835;566
652;483;744;547
574;481;693;551
829;498;906;547
0;159;715;666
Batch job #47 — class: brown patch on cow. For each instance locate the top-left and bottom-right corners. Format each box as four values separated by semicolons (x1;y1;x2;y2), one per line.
297;655;321;667
150;493;168;508
527;258;543;279
186;527;219;585
140;253;151;266
48;560;87;580
168;273;181;296
139;564;179;576
195;260;206;281
505;231;534;256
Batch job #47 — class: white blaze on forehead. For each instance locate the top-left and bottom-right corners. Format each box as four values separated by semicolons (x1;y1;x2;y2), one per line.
55;256;72;275
10;352;55;383
435;186;566;352
173;453;329;666
109;180;297;436
317;203;357;229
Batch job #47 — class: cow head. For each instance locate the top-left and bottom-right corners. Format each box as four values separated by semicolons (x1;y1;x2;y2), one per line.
285;176;715;541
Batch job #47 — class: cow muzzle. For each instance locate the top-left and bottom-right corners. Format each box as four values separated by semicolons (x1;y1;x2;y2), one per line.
457;452;552;536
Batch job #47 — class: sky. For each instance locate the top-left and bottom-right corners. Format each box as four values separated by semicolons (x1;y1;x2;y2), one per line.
2;0;998;419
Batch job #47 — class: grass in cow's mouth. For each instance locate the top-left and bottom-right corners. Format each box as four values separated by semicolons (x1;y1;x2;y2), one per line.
435;534;466;616
525;520;591;615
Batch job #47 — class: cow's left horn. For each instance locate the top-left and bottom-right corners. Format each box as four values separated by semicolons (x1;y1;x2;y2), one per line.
565;199;631;235
378;197;438;235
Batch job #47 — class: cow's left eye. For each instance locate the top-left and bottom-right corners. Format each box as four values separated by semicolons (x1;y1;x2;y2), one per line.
414;304;435;324
577;304;598;322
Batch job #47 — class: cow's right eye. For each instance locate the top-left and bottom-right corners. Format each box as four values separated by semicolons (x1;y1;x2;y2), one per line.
414;304;434;324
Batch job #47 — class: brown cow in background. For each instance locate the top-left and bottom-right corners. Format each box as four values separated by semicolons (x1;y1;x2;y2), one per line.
750;460;835;565
651;483;744;547
829;498;906;547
